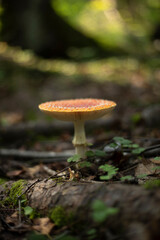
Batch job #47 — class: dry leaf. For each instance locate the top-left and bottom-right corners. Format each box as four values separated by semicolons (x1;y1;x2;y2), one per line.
135;162;160;177
0;112;23;126
24;165;43;178
33;217;55;235
7;169;24;178
150;158;160;165
68;167;75;180
5;211;19;225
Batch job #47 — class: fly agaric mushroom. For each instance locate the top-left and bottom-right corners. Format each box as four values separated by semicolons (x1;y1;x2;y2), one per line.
39;99;116;159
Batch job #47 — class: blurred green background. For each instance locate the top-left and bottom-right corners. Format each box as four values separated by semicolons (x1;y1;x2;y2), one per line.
1;0;160;59
0;0;160;126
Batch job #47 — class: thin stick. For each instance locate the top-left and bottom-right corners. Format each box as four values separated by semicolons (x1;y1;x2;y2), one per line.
18;199;21;224
0;148;72;160
18;179;41;200
46;159;84;181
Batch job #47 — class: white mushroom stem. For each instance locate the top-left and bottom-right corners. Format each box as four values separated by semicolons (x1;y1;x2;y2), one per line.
72;120;87;158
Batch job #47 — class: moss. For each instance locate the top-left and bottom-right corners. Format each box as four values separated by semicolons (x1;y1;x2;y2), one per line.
50;205;74;227
1;179;27;206
0;178;7;185
52;177;65;184
144;179;160;189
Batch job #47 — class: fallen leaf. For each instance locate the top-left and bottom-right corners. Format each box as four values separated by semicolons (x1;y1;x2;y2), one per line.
135;162;160;177
7;169;24;178
0;112;23;126
33;217;55;235
150;157;160;165
5;211;19;225
24;165;43;178
68;167;75;180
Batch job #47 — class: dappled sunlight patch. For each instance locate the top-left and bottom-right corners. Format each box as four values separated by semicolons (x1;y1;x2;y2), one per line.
0;42;153;87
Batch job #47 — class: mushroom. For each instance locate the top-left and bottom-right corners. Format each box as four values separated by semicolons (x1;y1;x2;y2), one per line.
39;99;116;159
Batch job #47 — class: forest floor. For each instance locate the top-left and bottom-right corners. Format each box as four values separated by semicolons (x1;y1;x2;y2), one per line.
0;44;160;240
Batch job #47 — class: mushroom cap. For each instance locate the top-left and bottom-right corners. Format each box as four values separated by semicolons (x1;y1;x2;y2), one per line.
39;98;116;121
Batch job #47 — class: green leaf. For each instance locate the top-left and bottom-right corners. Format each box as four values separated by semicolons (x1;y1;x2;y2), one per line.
67;154;80;163
109;143;118;148
87;228;96;235
21;199;27;204
113;137;132;146
131;144;139;148
24;206;33;216
95;150;106;157
132;147;145;154
79;161;92;168
137;174;148;179
154;156;160;161
85;150;95;157
120;175;134;181
99;164;118;173
152;166;160;171
91;200;119;223
87;228;97;240
100;175;112;180
99;164;118;180
87;142;93;146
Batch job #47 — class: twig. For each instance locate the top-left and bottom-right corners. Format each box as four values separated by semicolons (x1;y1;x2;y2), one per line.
18;199;21;224
18;179;41;200
142;144;160;153
0;148;72;161
0;118;119;140
46;159;84;181
142;145;160;157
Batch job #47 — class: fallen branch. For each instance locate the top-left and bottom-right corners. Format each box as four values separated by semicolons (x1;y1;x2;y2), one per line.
0;180;160;239
0;117;120;141
0;148;72;161
142;144;160;157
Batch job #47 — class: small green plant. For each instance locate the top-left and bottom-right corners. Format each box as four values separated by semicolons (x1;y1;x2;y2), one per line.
79;161;92;168
85;150;106;157
120;175;134;181
85;150;95;157
67;154;81;163
86;228;97;240
113;136;132;146
94;150;106;157
99;164;118;180
132;147;145;154
24;206;40;219
137;174;148;179
112;136;145;154
91;199;119;223
152;166;160;171
24;206;33;216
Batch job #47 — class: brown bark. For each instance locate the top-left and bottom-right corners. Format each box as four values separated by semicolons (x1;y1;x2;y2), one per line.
1;180;160;240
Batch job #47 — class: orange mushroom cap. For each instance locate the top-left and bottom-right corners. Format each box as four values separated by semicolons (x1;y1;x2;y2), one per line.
39;98;116;121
